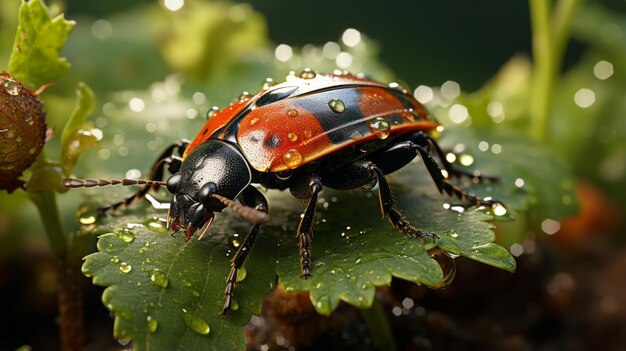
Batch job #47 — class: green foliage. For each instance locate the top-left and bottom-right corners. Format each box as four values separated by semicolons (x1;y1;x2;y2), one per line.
83;156;518;349
82;215;276;351
60;82;99;177
5;0;619;349
8;0;75;87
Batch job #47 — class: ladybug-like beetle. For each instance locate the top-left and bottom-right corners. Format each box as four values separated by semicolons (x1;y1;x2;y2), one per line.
64;70;498;314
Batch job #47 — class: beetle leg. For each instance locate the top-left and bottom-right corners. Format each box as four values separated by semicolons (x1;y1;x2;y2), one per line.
222;185;268;315
368;164;437;239
296;175;323;278
369;140;496;207
412;132;498;182
98;140;189;214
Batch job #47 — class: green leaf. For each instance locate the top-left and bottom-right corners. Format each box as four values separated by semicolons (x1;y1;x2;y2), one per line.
439;126;579;221
82;213;277;351
83;156;516;336
8;0;75;87
60;82;98;176
273;164;515;316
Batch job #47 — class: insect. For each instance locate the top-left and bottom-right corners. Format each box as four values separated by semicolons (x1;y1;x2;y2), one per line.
63;70;500;314
0;72;47;193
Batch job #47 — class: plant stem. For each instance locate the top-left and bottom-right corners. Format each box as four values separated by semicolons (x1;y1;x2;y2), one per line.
30;190;84;351
30;190;67;258
528;0;583;142
361;298;397;351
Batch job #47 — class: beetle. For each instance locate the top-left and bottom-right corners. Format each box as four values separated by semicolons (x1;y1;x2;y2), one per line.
64;70;499;314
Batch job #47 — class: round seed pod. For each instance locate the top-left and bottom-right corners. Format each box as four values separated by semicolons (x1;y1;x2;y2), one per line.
0;72;47;193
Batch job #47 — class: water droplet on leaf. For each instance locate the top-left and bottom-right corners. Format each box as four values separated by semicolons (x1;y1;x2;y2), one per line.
119;262;132;274
182;310;210;335
147;318;158;333
116;229;135;243
150;269;169;288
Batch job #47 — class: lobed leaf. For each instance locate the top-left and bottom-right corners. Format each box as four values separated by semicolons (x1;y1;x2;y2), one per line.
82;213;277;351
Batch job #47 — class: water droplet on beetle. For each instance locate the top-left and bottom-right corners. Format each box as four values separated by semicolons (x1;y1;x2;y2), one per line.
288;132;298;142
368;117;391;139
328;99;345;113
299;68;316;79
206;106;219;119
182;310;210;335
3;78;20;95
283;149;303;169
239;91;251;101
262;77;275;90
287;108;298;117
119;262;132;274
150;269;169;288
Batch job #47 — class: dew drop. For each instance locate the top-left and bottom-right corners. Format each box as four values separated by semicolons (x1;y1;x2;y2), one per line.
149;269;169;288
493;203;507;216
283;149;303;169
299;68;316;79
206;106;219;119
288;132;298;142
2;78;20;95
429;248;456;288
236;267;247;282
368;117;391;139
119;262;132;274
110;256;120;263
262;78;275;90
230;299;239;311
328;99;345;113
116;229;135;243
315;296;331;312
239;91;251;101
147;317;158;333
458;154;474;166
79;215;96;225
181;310;210;335
28;147;37;154
287;108;298;117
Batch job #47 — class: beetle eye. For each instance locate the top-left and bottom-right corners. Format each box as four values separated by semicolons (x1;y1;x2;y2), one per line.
166;173;181;194
198;182;218;204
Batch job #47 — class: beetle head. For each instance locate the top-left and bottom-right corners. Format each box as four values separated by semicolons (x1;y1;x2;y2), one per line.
166;139;265;240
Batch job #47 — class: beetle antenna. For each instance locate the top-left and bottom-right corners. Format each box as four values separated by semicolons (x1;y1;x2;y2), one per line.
211;193;269;224
62;178;167;188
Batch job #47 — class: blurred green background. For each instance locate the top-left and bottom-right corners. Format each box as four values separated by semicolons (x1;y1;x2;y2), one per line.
1;0;625;350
